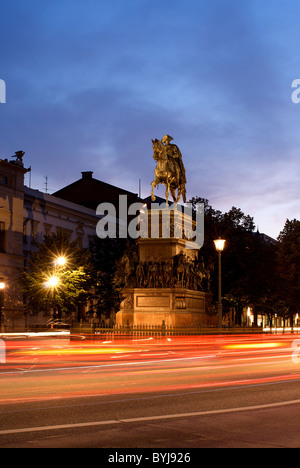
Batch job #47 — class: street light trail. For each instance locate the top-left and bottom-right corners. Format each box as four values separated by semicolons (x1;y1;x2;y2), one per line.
1;333;300;448
0;334;300;406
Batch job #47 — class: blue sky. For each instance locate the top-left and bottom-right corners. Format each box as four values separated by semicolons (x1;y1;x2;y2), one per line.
0;0;299;238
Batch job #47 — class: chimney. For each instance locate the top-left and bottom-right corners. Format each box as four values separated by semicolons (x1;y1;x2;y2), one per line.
81;171;93;179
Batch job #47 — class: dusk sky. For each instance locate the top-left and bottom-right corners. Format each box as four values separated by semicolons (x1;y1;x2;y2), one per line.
0;0;299;239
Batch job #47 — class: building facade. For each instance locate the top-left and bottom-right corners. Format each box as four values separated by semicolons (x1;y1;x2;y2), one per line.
0;157;104;330
0;157;30;329
23;187;99;253
0;158;145;330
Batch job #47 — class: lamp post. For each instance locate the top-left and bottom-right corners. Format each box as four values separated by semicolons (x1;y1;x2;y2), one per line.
44;256;67;326
214;238;226;329
44;275;60;326
0;282;6;333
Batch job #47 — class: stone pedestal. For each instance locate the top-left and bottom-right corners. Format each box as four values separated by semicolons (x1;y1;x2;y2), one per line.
116;207;214;328
117;287;212;327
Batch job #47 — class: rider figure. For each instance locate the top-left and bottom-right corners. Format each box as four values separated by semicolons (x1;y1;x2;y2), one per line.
161;135;187;188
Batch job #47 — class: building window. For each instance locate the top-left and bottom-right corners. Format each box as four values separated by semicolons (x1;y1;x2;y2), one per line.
23;222;27;244
43;223;52;237
32;221;39;244
0;222;6;253
23;219;31;244
0;175;8;185
56;227;73;241
76;236;83;248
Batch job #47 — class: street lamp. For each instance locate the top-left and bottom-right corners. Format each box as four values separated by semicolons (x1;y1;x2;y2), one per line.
44;256;67;326
0;282;6;333
54;256;67;267
44;274;60;327
44;275;60;289
214;238;226;328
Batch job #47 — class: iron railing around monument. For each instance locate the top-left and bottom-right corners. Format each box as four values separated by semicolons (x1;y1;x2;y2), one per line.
70;321;268;340
107;322;205;337
70;321;216;340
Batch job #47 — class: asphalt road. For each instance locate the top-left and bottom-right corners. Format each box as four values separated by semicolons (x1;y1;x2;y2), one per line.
0;333;300;448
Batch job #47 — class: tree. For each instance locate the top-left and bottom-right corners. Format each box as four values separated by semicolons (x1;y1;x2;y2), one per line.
90;237;132;322
189;196;279;325
277;219;300;323
21;232;95;321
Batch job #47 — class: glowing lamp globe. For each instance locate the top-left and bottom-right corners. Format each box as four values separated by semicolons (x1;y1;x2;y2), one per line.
214;238;226;252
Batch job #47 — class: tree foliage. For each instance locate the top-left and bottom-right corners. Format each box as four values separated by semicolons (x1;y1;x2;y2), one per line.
189;197;279;324
277;219;300;317
90;237;131;321
21;232;95;319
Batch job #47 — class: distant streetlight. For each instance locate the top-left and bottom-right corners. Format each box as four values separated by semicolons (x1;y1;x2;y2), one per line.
247;307;252;327
0;282;6;333
214;238;226;328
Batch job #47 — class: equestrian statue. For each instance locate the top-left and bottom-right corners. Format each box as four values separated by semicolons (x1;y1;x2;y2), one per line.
151;135;187;205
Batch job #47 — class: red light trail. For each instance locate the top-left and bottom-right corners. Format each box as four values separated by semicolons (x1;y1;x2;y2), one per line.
0;333;299;405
